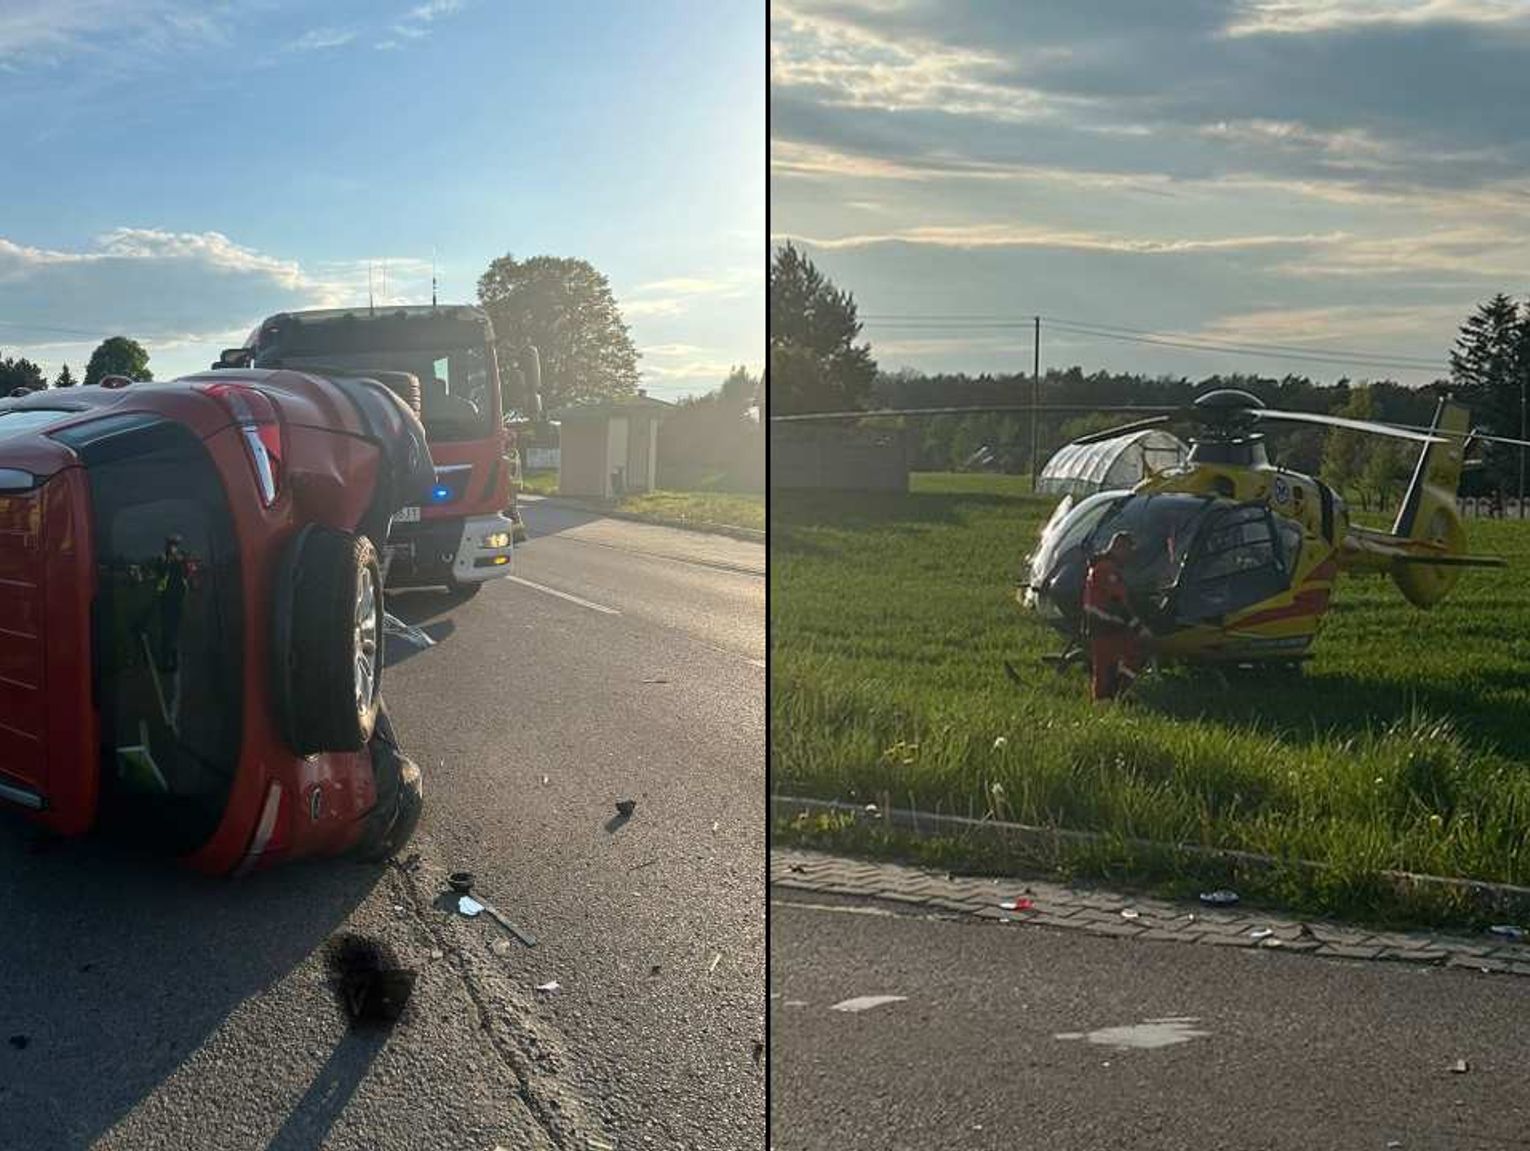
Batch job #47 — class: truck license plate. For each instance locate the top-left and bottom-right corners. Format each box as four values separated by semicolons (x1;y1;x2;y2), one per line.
394;506;421;523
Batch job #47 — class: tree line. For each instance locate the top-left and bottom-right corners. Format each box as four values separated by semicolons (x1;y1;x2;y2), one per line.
1;336;152;395
770;243;1530;503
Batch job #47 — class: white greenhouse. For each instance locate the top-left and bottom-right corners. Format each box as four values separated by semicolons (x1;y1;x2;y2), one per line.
1037;429;1189;497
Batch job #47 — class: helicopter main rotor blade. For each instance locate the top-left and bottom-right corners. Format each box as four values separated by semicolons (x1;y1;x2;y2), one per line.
1380;423;1530;450
1067;414;1178;446
1250;409;1443;443
769;404;1177;423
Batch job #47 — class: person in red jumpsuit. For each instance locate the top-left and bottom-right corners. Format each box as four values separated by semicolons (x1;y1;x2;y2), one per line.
1083;531;1145;701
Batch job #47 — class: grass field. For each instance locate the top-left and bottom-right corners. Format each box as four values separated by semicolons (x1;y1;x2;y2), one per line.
772;472;1530;925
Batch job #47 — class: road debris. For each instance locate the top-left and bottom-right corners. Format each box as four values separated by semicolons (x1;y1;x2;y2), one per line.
615;798;637;818
650;964;662;976
1450;1059;1470;1074
490;939;511;956
1120;909;1140;920
536;980;561;994
541;775;550;786
383;612;435;649
458;895;485;917
1249;928;1274;940
1487;925;1525;942
448;871;476;894
830;995;907;1014
8;1035;28;1050
752;1040;765;1064
447;875;538;947
641;677;670;684
1199;890;1240;907
998;898;1034;912
709;952;722;973
430;949;445;961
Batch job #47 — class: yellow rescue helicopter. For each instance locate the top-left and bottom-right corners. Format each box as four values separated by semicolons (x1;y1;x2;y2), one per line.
1021;388;1520;668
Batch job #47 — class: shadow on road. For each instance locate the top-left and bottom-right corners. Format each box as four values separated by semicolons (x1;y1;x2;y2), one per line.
0;814;382;1150
264;1029;389;1151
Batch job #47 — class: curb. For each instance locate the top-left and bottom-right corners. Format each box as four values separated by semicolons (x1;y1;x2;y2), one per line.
534;496;766;542
771;847;1530;977
772;794;1530;923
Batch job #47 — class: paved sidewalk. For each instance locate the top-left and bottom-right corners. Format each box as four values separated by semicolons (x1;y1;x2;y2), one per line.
771;849;1530;975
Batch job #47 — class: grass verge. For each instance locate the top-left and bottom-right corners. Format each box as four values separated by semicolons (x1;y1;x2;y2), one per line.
771;471;1530;926
615;490;764;532
520;469;559;496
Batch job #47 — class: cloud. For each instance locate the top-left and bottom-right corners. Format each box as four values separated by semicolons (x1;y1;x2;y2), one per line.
288;27;356;52
772;224;1347;253
391;0;467;41
0;1;229;68
620;269;758;319
0;228;431;376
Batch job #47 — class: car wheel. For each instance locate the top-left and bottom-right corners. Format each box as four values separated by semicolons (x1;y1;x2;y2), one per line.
445;578;480;601
274;526;384;754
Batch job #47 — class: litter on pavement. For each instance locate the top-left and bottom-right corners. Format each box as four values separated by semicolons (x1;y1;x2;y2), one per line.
1487;925;1525;942
1199;890;1240;906
998;898;1033;912
1249;928;1274;940
709;952;722;973
458;895;485;917
830;995;907;1014
1450;1059;1470;1074
616;798;637;818
1120;909;1140;920
536;980;561;994
383;613;436;649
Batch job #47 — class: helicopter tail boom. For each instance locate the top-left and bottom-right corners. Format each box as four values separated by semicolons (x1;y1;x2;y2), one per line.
1340;397;1496;607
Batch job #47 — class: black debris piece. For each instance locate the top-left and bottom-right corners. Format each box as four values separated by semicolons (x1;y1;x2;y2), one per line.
327;934;417;1027
8;1036;28;1051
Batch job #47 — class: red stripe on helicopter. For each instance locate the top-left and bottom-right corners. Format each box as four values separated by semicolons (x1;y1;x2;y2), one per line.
1232;584;1333;630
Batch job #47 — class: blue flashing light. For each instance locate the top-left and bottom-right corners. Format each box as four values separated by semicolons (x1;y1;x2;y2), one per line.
430;484;452;503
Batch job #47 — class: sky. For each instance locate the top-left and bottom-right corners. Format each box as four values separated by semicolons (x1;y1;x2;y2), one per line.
0;0;763;398
771;0;1530;388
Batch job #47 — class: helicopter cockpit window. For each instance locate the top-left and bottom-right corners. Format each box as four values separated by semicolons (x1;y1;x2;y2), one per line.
1177;504;1287;620
1087;493;1215;594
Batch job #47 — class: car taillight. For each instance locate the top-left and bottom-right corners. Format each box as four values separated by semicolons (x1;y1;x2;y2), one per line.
196;381;284;506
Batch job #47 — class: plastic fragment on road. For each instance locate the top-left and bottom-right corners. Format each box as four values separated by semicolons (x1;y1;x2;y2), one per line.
8;1035;27;1050
1249;927;1274;940
1120;909;1140;920
1200;890;1240;906
535;980;561;993
830;995;907;1014
998;898;1034;912
541;775;550;786
383;612;435;649
1487;925;1525;942
458;895;485;917
615;798;637;818
992;736;1007;750
709;952;722;973
1450;1059;1470;1074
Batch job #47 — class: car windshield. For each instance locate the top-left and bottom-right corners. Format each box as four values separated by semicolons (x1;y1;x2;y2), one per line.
270;346;498;443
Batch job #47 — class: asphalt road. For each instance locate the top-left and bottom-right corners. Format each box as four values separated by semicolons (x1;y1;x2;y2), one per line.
0;499;765;1151
771;894;1530;1151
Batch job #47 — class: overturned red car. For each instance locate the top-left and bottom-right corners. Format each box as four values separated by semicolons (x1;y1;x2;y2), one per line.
0;368;436;874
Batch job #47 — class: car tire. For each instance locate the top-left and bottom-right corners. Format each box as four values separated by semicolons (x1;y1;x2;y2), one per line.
445;578;480;601
273;526;384;755
355;708;424;862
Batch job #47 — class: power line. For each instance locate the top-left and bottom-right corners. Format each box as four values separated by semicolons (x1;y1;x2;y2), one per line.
861;311;1445;372
0;318;111;339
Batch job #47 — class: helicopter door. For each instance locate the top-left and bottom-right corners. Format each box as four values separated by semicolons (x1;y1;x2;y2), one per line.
1175;504;1290;623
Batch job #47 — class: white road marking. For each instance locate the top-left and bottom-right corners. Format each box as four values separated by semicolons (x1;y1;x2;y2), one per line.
770;899;899;918
1055;1018;1209;1050
831;995;907;1014
505;575;621;615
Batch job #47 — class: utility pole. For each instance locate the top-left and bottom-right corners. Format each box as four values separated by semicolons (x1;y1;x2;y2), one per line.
1029;315;1041;490
1521;371;1526;517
